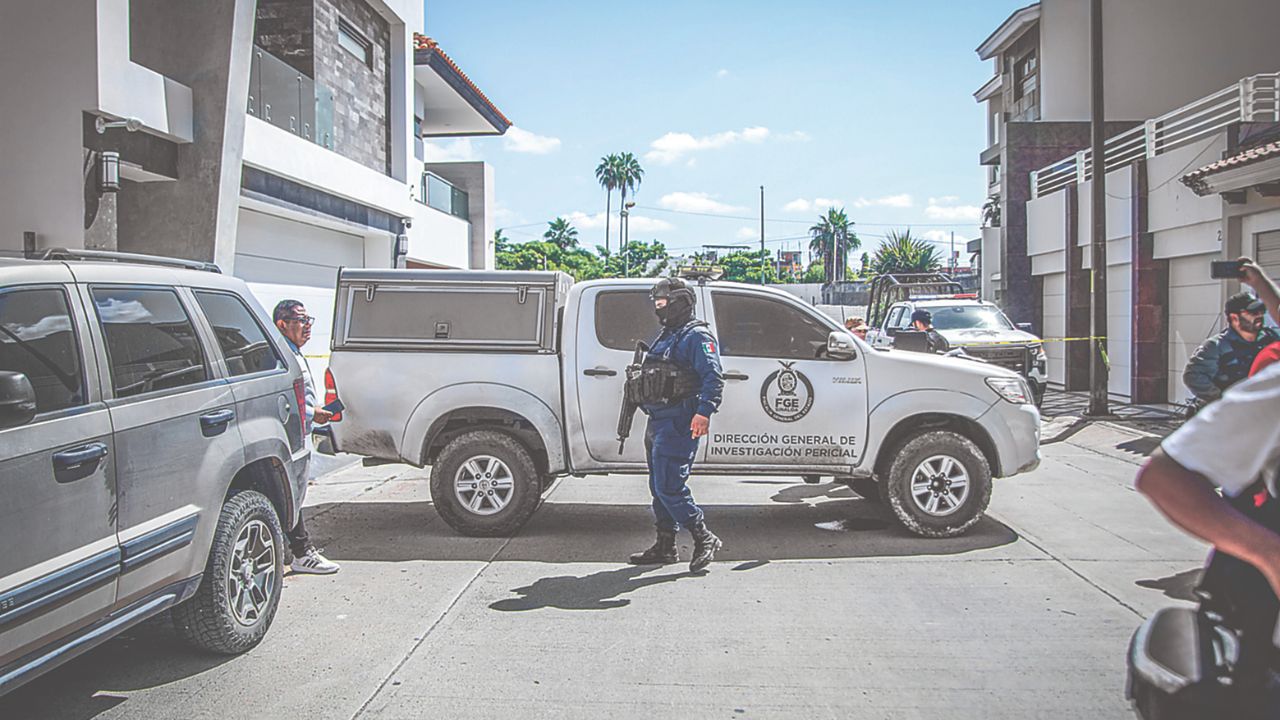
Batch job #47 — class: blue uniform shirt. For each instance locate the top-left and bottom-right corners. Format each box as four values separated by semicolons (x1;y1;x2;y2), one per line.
642;321;724;418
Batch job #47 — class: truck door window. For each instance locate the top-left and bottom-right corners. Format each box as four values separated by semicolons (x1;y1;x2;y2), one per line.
0;287;85;413
194;291;285;377
595;290;661;351
91;287;210;398
712;292;831;360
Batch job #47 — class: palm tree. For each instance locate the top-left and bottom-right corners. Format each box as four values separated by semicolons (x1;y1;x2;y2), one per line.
615;152;644;249
981;196;1001;227
870;229;942;274
595;154;620;253
807;207;859;284
543;217;579;252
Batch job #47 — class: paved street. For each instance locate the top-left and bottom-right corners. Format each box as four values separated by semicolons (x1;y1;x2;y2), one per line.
2;422;1205;720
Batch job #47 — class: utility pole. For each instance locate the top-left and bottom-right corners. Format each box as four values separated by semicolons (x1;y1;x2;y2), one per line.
950;231;955;274
759;185;766;284
1087;0;1110;416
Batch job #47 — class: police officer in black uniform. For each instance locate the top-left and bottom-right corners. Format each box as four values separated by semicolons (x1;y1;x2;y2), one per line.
627;277;725;572
911;309;951;354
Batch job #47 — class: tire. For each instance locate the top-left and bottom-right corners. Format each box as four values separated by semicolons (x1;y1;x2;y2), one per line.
847;477;883;504
1031;381;1046;407
883;430;992;538
172;490;284;654
430;429;541;537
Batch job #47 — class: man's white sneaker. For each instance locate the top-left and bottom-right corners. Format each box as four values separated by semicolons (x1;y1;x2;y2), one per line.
291;548;340;575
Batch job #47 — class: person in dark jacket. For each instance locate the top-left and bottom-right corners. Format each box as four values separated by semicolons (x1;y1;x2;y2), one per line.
1184;290;1280;403
911;309;951;354
627;277;725;573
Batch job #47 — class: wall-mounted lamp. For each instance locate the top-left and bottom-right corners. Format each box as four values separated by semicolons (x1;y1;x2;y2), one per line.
99;151;121;193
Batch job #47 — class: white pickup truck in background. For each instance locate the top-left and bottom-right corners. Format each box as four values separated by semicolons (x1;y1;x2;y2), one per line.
317;269;1041;539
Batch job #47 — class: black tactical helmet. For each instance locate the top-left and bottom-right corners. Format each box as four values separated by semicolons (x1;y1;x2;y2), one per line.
651;277;695;328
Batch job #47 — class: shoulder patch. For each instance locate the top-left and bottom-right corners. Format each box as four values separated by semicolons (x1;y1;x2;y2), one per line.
702;340;717;355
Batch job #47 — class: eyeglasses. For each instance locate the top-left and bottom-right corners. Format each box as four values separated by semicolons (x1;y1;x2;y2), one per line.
284;315;315;325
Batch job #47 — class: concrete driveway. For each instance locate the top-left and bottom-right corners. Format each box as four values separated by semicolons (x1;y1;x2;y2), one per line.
1;423;1204;719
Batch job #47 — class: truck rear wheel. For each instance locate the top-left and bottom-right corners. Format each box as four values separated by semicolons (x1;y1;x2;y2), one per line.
883;430;991;538
430;429;541;537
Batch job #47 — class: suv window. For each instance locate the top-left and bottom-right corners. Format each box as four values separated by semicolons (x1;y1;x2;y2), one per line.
91;287;209;398
194;291;284;377
595;290;661;351
713;292;831;360
0;287;85;413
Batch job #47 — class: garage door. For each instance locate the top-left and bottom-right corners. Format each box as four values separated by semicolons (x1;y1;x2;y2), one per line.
1257;229;1280;281
234;209;367;376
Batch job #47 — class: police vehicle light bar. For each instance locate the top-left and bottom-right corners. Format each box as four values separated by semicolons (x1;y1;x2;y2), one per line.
677;265;724;282
912;293;980;301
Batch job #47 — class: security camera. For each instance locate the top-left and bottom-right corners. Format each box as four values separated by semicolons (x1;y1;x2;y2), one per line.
95;116;143;134
401;217;412;229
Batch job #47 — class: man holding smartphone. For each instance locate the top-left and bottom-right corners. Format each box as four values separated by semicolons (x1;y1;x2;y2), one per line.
1183;259;1280;405
274;299;341;575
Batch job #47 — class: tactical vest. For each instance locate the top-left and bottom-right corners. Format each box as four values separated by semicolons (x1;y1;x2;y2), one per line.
624;322;705;407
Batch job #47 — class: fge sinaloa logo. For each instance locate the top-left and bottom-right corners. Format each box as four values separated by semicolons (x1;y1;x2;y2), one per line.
760;361;814;422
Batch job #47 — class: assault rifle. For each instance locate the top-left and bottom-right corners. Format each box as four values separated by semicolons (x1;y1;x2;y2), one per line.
616;340;649;454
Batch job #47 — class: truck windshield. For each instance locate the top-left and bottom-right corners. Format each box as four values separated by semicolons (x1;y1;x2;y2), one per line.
928;305;1014;331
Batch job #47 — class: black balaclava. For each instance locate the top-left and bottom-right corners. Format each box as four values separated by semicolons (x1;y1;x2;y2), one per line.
651;277;696;328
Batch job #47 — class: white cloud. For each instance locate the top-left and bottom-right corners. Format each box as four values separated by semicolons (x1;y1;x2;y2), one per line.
736;227;758;239
421;139;477;162
782;197;845;214
503;126;561;154
645;126;771;165
566;211;674;233
853;194;913;209
659;192;746;215
779;130;811;142
716;68;730;78
924;197;981;222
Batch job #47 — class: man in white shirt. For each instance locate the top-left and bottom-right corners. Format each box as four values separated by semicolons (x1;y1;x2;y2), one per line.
273;300;341;575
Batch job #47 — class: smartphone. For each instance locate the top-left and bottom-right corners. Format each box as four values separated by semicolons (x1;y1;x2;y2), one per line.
1210;260;1245;279
322;399;345;414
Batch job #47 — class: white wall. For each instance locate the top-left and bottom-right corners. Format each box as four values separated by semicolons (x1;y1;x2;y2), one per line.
1105;263;1132;398
1041;272;1067;386
980;226;1001;299
407;202;471;268
1027;191;1066;258
1167;251;1224;401
0;0;100;254
1040;0;1280;122
1148;138;1225;238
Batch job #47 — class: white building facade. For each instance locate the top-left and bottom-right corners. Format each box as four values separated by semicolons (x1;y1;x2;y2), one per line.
0;0;508;375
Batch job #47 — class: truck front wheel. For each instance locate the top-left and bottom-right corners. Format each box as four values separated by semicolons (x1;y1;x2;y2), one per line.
883;430;992;538
430;429;541;537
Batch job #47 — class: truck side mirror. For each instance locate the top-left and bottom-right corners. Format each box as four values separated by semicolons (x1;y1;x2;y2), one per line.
0;371;38;429
826;331;857;360
885;327;899;337
1016;322;1033;333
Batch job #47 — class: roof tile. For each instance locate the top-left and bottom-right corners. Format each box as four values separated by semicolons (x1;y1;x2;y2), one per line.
414;33;511;128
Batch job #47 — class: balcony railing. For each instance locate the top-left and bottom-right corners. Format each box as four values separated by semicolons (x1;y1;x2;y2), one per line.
1031;72;1280;198
420;172;469;220
247;46;335;150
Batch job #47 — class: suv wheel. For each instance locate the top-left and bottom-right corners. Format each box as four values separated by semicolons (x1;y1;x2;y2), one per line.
430;429;541;536
172;490;283;654
883;430;992;538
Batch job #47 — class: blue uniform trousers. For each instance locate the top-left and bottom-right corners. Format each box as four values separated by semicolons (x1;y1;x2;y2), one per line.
644;405;704;532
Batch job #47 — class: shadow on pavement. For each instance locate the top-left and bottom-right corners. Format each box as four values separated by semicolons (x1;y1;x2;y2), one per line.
1136;567;1204;602
0;615;236;720
306;482;1018;564
490;565;691;611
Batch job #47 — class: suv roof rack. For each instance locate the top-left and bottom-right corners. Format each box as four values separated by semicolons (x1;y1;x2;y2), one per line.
41;248;222;274
866;272;963;328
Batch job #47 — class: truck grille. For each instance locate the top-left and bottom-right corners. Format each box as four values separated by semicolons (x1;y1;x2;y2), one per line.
967;346;1029;374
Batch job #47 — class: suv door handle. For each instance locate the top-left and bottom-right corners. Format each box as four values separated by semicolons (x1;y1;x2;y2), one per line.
723;372;750;381
583;368;617;377
199;409;236;430
52;442;108;471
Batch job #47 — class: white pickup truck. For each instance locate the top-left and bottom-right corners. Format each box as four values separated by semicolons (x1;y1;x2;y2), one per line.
318;269;1041;539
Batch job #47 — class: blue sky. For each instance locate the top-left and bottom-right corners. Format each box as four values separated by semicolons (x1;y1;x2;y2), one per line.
422;1;1026;263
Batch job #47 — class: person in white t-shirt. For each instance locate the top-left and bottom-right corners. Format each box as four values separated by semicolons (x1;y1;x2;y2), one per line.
1136;259;1280;597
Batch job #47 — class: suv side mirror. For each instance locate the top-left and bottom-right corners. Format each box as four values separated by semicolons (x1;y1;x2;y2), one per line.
0;371;37;429
827;331;857;360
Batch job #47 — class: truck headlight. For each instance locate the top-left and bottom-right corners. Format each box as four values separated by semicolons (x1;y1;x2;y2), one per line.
1032;345;1047;370
986;377;1031;404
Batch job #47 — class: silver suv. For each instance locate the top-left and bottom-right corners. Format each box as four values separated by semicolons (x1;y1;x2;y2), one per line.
0;251;310;695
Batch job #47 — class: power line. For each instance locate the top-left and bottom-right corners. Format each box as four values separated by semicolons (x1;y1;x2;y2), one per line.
634;204;978;227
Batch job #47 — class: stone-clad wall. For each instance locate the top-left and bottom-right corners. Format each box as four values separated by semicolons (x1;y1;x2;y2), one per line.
314;0;391;174
254;0;314;77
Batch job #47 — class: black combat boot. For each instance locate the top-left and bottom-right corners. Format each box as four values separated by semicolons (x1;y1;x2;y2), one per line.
689;522;722;572
628;527;679;565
